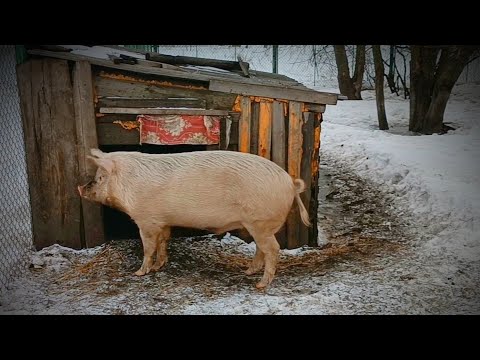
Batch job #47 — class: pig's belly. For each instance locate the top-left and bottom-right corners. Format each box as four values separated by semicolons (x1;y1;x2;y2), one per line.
162;200;242;229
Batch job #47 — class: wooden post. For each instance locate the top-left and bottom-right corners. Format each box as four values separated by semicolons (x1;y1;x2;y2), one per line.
258;101;272;159
16;59;82;249
298;112;315;247
286;101;303;249
309;112;323;246
238;96;251;153
250;101;260;155
73;60;105;248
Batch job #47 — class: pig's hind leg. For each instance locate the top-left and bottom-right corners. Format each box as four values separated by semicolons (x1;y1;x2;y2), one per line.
152;227;171;271
243;222;281;289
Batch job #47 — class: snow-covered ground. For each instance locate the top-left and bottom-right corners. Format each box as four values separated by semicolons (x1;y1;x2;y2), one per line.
1;81;479;315
322;85;480;262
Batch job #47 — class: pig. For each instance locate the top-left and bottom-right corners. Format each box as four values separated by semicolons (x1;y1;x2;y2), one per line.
78;148;311;289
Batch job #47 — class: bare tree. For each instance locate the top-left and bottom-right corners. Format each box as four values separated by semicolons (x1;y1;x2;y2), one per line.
372;45;389;130
334;45;366;99
409;45;478;134
385;45;398;95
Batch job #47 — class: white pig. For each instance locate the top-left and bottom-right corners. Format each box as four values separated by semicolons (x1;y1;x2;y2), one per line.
78;149;310;289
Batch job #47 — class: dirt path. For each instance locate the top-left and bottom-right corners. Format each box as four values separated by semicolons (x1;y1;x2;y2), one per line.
1;155;478;314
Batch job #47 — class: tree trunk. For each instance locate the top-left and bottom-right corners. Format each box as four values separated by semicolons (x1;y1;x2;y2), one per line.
352;45;366;99
373;45;389;130
334;45;366;100
410;46;476;134
334;45;356;99
409;46;439;132
423;47;475;133
386;45;397;94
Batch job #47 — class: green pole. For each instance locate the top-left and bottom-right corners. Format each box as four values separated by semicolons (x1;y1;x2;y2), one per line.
273;45;279;74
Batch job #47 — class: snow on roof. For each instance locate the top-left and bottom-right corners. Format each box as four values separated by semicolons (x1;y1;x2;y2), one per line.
59;45;145;60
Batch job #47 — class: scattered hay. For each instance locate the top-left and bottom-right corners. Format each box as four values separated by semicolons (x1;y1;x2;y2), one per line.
57;244;128;283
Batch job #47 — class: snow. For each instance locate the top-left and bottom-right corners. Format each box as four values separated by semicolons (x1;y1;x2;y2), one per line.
322;84;480;264
60;45;144;60
1;77;479;314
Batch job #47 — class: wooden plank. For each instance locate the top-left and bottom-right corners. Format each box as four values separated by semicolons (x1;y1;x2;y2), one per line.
16;59;82;250
73;61;105;248
250;101;260;155
220;117;228;150
97;97;206;109
229;113;239;146
287;102;303;181
286;101;303;249
146;52;248;72
209;80;338;105
28;49;214;84
257;101;272;159
298;112;315;247
271;101;286;170
238;97;251;153
99;107;229;116
272;100;287;248
303;103;326;113
94;75;237;110
97;122;140;145
95;114;138;123
309;112;322;247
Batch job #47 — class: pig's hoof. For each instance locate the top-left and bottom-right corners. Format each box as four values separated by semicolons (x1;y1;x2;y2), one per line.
245;267;260;276
152;260;167;271
134;269;146;276
255;281;268;289
134;266;151;276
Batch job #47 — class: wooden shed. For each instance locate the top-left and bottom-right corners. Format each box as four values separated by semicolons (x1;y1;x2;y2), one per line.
16;45;337;250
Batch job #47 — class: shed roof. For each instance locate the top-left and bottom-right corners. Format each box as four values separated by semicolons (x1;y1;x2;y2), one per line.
26;45;338;105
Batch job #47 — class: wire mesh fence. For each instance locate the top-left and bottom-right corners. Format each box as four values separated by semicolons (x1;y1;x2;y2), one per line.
153;45;340;91
0;45;33;293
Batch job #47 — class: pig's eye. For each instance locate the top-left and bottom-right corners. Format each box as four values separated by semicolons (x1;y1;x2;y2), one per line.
98;176;103;182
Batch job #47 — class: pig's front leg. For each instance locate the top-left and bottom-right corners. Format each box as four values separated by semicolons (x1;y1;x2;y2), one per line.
135;228;158;276
152;227;171;271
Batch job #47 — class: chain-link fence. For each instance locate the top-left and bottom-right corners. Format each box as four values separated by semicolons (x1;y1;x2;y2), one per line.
0;45;33;293
154;45;340;91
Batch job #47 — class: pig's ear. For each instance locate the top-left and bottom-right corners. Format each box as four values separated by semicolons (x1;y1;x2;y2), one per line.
95;158;115;174
86;156;115;173
90;148;105;158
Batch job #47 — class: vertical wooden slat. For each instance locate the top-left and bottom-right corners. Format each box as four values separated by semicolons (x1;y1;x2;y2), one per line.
309;112;323;246
250;101;260;154
271;100;288;248
73;60;105;248
257;101;272;159
271;101;286;169
17;59;82;249
219;116;228;150
238;96;251;153
286;101;303;249
298;112;315;247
